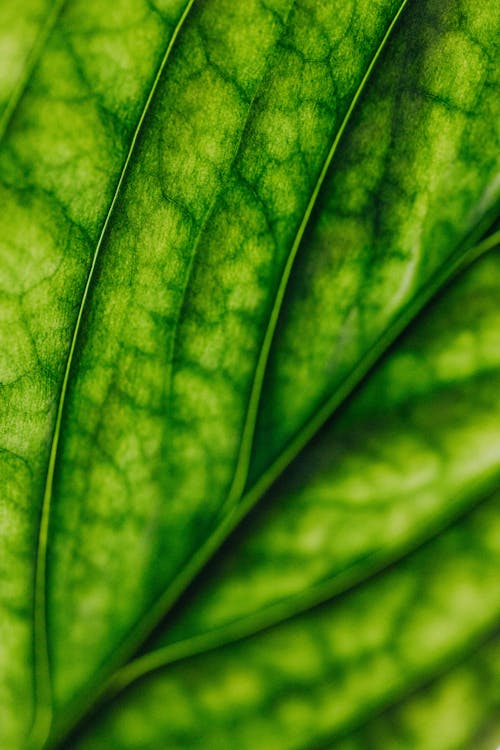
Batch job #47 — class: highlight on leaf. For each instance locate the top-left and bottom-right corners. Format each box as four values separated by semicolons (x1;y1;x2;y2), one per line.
0;0;498;748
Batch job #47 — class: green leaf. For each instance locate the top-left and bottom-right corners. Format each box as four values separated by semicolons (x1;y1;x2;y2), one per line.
0;0;55;131
0;1;195;745
0;0;498;748
73;490;500;749
68;242;500;749
123;246;500;661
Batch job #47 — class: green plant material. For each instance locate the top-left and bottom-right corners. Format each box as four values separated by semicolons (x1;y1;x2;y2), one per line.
248;1;500;486
71;241;500;749
72;491;500;749
44;2;422;726
0;0;54;129
0;1;194;745
124;247;500;661
0;0;498;748
333;635;500;750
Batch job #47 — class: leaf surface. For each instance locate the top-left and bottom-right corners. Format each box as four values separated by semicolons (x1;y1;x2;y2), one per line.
129;247;500;662
0;0;55;130
332;634;500;750
42;0;411;723
73;491;500;749
0;0;498;747
0;1;192;744
46;8;500;733
248;0;500;489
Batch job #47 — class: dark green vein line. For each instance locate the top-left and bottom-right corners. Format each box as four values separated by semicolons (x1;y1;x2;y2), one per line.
107;475;500;691
28;2;198;748
226;0;411;504
0;0;68;145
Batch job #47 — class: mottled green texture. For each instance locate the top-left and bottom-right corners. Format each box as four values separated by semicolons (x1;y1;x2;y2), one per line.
75;494;500;749
140;249;500;655
0;0;54;126
0;1;191;745
333;636;500;750
0;0;498;748
46;0;406;718
249;0;500;486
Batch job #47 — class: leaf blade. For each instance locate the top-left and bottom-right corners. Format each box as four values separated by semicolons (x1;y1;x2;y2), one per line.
0;1;194;744
129;247;500;666
1;0;499;746
248;0;500;491
40;0;415;723
71;492;500;749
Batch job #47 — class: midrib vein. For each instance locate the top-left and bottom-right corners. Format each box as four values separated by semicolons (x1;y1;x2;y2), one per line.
29;2;197;747
0;0;68;144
